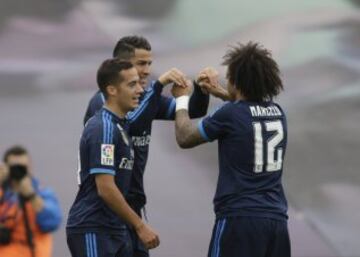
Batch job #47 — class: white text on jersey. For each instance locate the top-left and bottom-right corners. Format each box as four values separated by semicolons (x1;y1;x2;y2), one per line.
250;105;282;117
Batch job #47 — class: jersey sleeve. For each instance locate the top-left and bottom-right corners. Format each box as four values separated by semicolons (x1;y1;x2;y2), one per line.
155;82;209;120
83;91;105;126
87;121;117;176
36;188;62;232
155;95;176;120
197;103;232;142
188;82;209;118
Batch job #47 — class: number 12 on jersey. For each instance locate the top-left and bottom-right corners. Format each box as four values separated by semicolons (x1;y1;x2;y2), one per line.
253;120;284;173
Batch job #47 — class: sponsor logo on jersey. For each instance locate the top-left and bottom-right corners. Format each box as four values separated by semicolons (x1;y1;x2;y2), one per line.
132;134;151;147
101;144;114;166
119;158;134;170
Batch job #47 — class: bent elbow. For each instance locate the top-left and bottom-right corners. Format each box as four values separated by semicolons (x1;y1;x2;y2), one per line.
177;137;193;149
178;141;188;149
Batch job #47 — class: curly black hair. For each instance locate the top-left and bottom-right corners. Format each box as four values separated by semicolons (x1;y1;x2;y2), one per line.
223;42;283;102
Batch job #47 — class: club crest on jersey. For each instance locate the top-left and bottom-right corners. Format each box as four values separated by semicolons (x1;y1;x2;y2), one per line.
101;144;114;166
117;124;129;146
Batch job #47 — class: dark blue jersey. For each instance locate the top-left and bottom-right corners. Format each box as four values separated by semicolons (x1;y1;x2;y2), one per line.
83;81;209;209
83;91;105;126
67;107;134;233
198;101;288;221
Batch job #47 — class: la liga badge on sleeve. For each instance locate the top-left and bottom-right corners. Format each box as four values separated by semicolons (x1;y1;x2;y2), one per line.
101;144;114;166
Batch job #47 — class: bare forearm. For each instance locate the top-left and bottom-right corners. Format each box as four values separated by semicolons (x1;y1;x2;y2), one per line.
175;110;206;148
215;86;231;101
95;174;159;249
175;110;192;147
99;186;142;229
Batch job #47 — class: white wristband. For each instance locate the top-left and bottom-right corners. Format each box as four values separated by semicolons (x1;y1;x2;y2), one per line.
175;95;190;112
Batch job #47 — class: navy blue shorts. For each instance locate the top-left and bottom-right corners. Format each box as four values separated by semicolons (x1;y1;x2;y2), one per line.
208;216;291;257
67;231;133;257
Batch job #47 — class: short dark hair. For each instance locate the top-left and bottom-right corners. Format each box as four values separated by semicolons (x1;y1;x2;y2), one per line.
112;42;135;59
223;42;283;102
97;59;134;99
115;35;151;52
3;145;28;163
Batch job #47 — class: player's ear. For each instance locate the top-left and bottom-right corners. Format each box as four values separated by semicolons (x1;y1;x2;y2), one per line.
106;84;117;97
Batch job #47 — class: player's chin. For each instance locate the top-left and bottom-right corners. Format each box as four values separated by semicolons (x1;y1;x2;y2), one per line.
130;99;139;109
139;79;147;88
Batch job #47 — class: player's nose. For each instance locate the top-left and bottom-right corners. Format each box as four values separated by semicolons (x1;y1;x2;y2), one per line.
142;65;150;76
136;83;144;94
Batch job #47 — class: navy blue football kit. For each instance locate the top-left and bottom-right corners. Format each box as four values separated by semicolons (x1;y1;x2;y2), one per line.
198;100;290;257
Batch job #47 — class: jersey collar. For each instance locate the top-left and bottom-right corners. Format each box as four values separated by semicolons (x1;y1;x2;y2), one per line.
102;107;128;125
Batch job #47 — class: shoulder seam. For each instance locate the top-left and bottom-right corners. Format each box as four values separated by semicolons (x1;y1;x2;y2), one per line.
102;111;114;144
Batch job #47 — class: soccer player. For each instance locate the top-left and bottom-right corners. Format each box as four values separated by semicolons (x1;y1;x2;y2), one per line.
172;42;290;257
67;59;160;257
83;36;210;257
83;43;136;125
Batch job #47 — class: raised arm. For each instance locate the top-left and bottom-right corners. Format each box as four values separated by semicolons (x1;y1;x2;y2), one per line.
188;82;209;118
155;82;209;120
155;67;209;120
35;187;62;232
199;81;231;101
172;80;232;148
175;109;207;148
197;67;231;102
171;84;207;148
13;177;62;232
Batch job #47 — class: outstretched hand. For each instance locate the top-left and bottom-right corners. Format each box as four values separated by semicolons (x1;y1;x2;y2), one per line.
196;67;219;88
195;67;231;100
171;80;192;98
159;68;188;88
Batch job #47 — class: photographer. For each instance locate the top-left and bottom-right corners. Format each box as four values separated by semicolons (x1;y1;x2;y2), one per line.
0;146;61;257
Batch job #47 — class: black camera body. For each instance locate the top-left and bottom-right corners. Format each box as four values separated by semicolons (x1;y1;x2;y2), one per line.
0;165;29;245
0;165;29;246
0;226;11;245
9;164;28;182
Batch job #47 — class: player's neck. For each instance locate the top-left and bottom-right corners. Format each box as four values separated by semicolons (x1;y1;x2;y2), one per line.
234;91;246;101
104;102;126;119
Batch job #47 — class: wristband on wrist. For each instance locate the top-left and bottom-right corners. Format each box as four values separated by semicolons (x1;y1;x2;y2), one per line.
175;95;189;112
